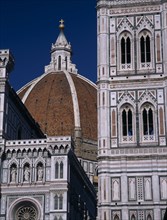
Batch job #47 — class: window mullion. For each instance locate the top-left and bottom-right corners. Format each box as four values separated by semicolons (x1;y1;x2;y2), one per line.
147;110;149;136
126;110;128;136
144;38;146;63
125;39;127;64
58;163;60;178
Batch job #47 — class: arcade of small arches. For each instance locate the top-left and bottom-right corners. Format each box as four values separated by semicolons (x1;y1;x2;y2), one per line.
9;162;44;183
3;144;68;184
7;159;65;184
54;216;63;220
5;143;70;158
112;213;153;220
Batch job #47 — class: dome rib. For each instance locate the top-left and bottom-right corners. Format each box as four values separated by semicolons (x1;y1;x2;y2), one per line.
64;70;81;129
20;74;47;104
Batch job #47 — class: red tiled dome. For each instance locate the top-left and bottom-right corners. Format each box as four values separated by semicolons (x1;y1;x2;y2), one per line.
18;71;97;141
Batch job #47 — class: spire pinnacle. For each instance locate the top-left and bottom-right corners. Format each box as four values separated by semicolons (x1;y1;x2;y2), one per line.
45;20;78;74
59;19;65;30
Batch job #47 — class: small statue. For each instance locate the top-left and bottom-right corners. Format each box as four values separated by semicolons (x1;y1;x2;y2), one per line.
11;166;17;182
24;166;30;181
37;165;43;181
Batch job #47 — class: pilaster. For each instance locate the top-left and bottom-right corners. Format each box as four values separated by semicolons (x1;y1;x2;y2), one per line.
162;2;167;75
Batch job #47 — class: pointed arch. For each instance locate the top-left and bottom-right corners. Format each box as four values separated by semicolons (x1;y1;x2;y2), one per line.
138;29;153;69
55;162;59;179
147;214;152;220
140;101;156;142
119;31;133;70
140;34;151;63
142;104;154;135
54;194;63;210
36;162;44;181
54;195;58;209
114;214;119;220
121;36;131;64
10;163;17;183
131;214;136;220
119;103;135;143
23;163;30;182
60;161;63;179
59;194;63;209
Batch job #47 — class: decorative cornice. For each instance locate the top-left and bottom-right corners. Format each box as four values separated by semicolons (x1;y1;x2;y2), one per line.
97;0;161;8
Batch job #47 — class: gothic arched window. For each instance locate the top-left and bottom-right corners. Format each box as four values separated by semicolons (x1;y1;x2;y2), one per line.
147;214;152;220
140;33;151;63
114;215;119;220
60;161;63;179
120;105;134;142
131;214;136;220
55;161;64;179
54;195;58;209
54;194;63;210
55;162;59;179
59;194;63;210
142;106;154;135
121;36;131;64
122;108;132;136
119;31;133;71
140;103;156;142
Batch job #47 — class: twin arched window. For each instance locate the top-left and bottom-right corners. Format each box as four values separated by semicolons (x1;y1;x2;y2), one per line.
55;161;64;179
54;194;63;210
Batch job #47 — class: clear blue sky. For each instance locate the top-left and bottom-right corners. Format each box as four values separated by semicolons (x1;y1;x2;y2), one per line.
0;0;97;90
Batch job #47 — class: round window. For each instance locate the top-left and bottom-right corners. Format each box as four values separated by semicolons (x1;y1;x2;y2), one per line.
15;205;37;220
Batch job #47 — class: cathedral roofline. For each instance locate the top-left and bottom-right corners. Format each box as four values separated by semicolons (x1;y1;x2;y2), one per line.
96;0;162;9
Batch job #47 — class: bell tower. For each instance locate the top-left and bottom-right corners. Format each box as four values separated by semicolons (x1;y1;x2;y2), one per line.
0;49;14;139
97;0;167;219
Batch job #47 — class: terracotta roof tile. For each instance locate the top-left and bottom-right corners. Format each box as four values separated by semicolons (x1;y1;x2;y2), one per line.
18;71;97;141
